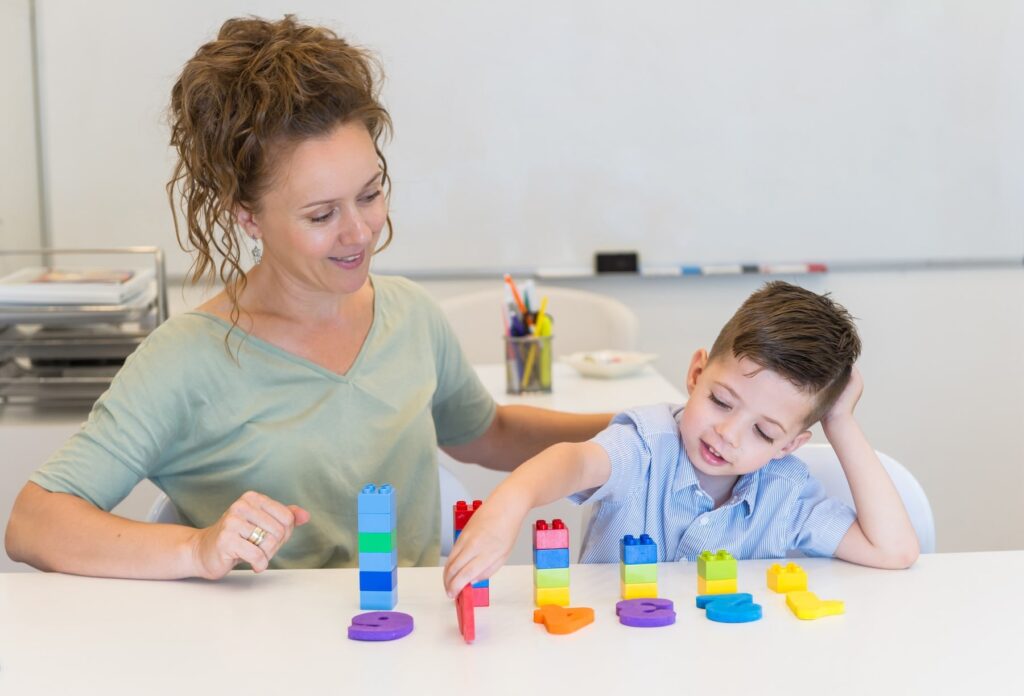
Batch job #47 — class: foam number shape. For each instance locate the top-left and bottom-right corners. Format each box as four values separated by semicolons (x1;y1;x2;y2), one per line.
616;598;676;627
695;592;763;623
785;590;845;620
347;611;414;641
533;605;596;634
456;585;476;643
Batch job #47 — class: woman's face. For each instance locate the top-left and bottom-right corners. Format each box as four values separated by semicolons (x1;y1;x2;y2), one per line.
241;121;388;297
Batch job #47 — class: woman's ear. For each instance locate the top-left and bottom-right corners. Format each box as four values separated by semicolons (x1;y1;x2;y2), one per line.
685;349;709;396
778;430;812;458
235;205;259;240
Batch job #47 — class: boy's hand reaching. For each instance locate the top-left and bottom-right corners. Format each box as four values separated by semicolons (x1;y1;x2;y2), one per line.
443;496;527;597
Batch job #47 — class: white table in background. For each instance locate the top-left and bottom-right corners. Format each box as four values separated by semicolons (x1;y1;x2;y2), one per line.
0;552;1016;694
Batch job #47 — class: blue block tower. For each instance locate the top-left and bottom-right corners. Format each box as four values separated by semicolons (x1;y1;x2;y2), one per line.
358;483;397;609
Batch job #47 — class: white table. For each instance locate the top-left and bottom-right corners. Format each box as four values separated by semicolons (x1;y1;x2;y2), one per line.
0;552;1016;695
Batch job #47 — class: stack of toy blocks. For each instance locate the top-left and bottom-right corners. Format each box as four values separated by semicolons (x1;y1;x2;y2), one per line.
620;534;658;599
697;549;737;595
453;500;489;606
533;519;570;606
358;483;397;610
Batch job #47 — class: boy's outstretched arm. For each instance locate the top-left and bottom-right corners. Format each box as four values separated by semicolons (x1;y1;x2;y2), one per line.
442;440;610;597
827;368;920;569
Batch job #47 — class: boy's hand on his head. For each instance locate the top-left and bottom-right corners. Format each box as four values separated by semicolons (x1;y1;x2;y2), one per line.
442;498;527;598
822;365;863;429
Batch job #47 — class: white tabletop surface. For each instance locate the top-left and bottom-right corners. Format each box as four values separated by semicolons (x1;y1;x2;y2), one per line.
0;552;1017;695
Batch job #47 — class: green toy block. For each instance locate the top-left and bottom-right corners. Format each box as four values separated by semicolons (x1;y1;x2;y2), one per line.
534;567;571;588
358;530;396;553
698;549;737;580
619;562;658;584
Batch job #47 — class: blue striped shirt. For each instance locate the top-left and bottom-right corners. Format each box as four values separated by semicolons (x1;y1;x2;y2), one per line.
571;403;856;563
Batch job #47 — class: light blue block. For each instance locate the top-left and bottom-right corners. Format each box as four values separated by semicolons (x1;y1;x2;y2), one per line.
358;513;393;533
358;550;398;572
360;588;398;610
358;483;396;515
534;548;570;569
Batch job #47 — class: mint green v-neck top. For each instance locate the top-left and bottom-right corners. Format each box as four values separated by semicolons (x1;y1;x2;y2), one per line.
30;275;496;568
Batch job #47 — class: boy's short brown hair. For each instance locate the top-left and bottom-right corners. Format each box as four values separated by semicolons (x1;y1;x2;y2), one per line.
708;281;862;427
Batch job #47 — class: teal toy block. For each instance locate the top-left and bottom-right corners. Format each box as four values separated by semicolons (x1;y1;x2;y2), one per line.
360;589;398;610
620;562;657;584
358;483;396;515
359;530;397;553
358;512;393;533
620;534;658;565
698;549;737;580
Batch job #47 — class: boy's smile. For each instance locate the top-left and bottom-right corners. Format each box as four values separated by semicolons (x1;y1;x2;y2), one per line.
681;350;814;479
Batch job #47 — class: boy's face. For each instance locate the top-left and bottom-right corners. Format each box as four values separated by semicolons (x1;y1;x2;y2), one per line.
680;350;813;477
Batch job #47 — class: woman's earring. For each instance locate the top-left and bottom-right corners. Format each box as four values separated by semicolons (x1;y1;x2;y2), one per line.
250;236;262;265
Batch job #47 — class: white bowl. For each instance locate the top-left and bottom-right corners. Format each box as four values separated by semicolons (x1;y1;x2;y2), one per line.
562;351;658;379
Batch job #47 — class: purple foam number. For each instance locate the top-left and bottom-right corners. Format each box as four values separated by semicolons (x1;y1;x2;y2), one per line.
616;598;676;627
347;611;414;641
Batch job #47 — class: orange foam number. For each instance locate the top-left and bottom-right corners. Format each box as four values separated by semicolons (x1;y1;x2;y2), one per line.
532;605;595;635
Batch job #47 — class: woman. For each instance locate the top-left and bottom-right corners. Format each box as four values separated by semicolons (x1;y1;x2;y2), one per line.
5;16;609;579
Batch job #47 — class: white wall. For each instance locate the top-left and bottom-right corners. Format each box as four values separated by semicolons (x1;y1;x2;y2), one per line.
0;0;41;270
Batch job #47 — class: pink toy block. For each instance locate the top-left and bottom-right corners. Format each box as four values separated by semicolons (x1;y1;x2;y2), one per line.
533;519;570;550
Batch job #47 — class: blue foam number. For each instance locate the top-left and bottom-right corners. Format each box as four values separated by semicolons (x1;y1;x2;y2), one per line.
695;593;762;623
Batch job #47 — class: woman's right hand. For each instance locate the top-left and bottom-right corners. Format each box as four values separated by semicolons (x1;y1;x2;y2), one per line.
189;491;310;579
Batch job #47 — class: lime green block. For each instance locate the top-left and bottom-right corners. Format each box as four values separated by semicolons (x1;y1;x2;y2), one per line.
359;531;396;553
534;567;570;588
698;549;737;580
620;562;658;584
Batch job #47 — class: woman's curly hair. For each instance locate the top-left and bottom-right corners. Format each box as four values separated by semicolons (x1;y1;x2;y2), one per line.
167;15;392;330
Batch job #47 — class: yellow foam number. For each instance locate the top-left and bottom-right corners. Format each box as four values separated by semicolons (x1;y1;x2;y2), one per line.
785;590;845;620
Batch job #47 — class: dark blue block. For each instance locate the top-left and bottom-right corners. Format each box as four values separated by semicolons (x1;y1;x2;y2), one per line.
360;569;398;591
471;579;489;588
620;534;658;565
534;548;570;569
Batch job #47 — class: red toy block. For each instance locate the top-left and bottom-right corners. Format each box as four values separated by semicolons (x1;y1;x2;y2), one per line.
456;585;475;643
472;585;490;607
453;500;483;532
533;519;570;550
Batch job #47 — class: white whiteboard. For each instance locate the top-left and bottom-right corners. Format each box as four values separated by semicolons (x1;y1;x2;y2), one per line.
36;0;1024;276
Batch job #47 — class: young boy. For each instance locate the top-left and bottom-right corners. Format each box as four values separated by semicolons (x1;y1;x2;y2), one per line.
443;281;919;596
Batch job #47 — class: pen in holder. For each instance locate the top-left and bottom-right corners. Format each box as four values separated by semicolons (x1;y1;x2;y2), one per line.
504;334;553;394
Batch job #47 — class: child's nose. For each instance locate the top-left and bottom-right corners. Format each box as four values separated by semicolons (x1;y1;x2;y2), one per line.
715;417;742;448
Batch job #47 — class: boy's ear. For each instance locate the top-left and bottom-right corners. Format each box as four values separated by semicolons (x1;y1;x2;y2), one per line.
235;205;260;240
685;349;709;396
778;430;812;458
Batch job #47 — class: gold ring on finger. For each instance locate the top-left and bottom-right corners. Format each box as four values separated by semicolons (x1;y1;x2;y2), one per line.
247;526;267;547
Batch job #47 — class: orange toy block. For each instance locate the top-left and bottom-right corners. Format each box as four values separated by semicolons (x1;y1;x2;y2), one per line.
786;590;845;620
533;605;595;635
767;563;808;593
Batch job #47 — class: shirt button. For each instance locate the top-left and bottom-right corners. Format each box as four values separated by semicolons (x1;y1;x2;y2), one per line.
700;517;709;526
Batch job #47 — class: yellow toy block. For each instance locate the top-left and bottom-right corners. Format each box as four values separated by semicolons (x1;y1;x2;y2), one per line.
767;562;808;593
697;576;738;595
534;586;570;607
785;590;845;620
620;581;658;600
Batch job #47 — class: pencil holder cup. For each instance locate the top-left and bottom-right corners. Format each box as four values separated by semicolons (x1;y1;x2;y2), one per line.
504;335;553;395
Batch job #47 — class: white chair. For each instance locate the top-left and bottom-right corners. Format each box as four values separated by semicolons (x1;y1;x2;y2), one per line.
797;443;936;553
439;286;639;364
145;463;472;557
